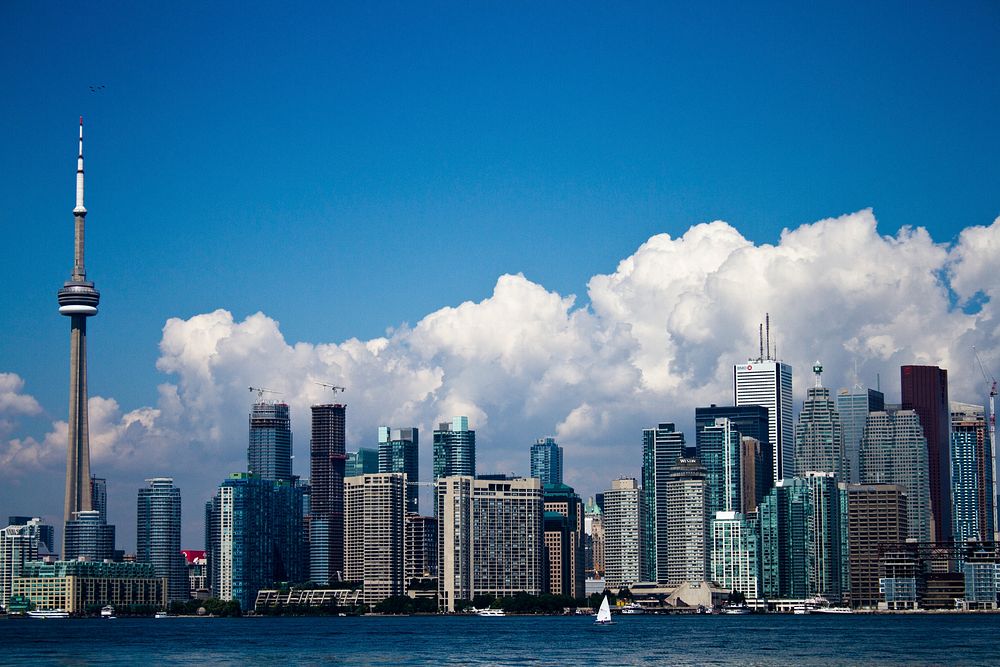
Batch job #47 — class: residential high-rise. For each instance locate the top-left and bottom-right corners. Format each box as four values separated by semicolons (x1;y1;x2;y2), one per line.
59;119;101;555
859;408;932;543
344;473;407;605
530;437;564;486
90;476;107;523
248;401;293;482
665;458;709;585
696;418;741;518
901;365;952;542
543;483;585;598
641;422;685;583
846;484;908;608
310;403;347;583
378;426;420;513
603;478;641;589
793;362;846;480
711;511;760;600
404;514;438;581
950;402;995;543
346;448;379;477
759;473;848;602
696;404;771;506
836;386;885;483
7;517;54;556
136;478;188;602
734;358;793;484
436;475;543;611
1;519;41;610
433;417;476;482
63;510;115;562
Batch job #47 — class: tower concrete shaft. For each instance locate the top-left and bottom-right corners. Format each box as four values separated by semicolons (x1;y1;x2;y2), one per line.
58;118;101;541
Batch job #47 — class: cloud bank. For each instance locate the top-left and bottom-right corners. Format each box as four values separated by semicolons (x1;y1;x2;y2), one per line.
3;210;999;545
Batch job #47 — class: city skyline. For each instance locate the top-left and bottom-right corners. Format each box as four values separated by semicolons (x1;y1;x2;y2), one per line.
2;3;1000;548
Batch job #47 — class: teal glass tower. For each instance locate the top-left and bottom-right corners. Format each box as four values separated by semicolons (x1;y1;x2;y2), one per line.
137;478;188;601
641;422;685;583
248;401;293;482
433;417;475;482
950;402;995;543
530;437;564;486
793;362;846;480
378;426;419;513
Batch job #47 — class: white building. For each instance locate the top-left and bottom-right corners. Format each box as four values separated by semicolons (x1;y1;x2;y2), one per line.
1;519;41;610
344;473;407;605
602;478;641;589
735;359;794;483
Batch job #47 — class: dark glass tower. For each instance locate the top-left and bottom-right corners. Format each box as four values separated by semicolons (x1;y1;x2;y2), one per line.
433;417;475;482
137;478;188;601
310;404;346;582
695;404;771;502
901;365;952;542
378;426;419;513
641;422;685;583
248;401;293;482
530;437;564;486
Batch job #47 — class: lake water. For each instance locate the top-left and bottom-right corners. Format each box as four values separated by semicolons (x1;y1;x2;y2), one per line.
2;614;999;665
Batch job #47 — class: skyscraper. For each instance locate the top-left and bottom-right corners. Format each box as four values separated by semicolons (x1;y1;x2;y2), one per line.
542;483;585;598
584;498;605;578
248;401;293;482
836;385;885;483
665;458;709;585
696;417;741;518
58;119;101;554
530;437;564;486
695;404;771;505
344;473;407;605
603;477;641;589
63;510;115;562
433;416;475;482
711;511;760;600
793;362;846;480
1;519;41;610
310;403;346;583
378;426;420;513
734;359;793;484
137;478;188;602
346;448;379;477
641;422;685;583
901;365;952;542
846;483;908;608
90;476;107;523
950;402;995;543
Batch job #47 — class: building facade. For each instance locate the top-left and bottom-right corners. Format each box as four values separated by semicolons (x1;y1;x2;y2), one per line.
433;417;476;482
63;510;115;562
641;422;686;583
248;401;293;483
900;365;952;542
344;473;407;605
846;484;908;608
711;511;760;600
603;478;641;589
836;386;885;484
12;560;166;614
734;359;793;484
310;403;347;584
696;417;742;519
793;363;846;480
950;402;995;543
665;459;709;585
346;448;379;478
696;404;771;504
530;437;564;486
378;427;420;513
1;519;41;610
543;483;584;598
136;478;188;602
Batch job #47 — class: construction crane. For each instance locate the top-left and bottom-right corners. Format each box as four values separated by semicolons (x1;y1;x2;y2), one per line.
248;386;282;401
314;381;346;395
973;346;998;541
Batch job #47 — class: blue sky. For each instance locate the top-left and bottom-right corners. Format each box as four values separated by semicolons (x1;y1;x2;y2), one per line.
1;2;999;544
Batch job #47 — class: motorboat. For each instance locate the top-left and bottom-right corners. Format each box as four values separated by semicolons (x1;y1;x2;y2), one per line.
620;602;645;615
721;603;752;615
476;608;506;617
154;611;173;619
26;610;70;619
101;605;116;619
810;606;854;614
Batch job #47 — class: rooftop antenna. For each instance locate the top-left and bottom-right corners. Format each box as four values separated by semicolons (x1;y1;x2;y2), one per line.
876;373;881;392
759;323;764;362
765;313;771;361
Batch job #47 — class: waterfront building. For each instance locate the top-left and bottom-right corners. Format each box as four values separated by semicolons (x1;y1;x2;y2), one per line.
879;546;920;610
136;478;187;602
248;401;293;482
543;483;585;598
63;510;115;562
310;403;347;584
641;422;686;583
665;458;709;585
734;357;793;484
1;519;41;610
602;477;641;589
583;497;604;578
433;417;476;482
950;402;995;543
12;560;166;613
710;511;760;599
696;418;741;519
859;408;932;543
378;427;420;513
255;586;362;610
181;549;208;598
759;473;848;602
793;362;846;480
344;473;406;605
837;386;885;483
846;484;908;608
530;437;564;486
346;448;379;477
900;365;953;542
962;544;1000;609
436;475;543;612
404;514;437;581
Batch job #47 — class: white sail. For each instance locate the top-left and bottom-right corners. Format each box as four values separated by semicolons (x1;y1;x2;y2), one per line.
596;595;612;623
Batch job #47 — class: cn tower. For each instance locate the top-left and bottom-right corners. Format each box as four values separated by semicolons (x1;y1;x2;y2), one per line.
57;117;101;545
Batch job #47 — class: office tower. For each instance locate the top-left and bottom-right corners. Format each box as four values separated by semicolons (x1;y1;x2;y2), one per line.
543;483;585;598
837;386;885;483
7;517;54;555
665;458;709;585
206;473;305;611
346;448;379;477
248;400;293;482
584;498;605;578
433;416;476;482
641;422;685;583
846;484;908;608
711;511;760;600
63;510;115;561
859;409;932;543
793;362;846;480
404;514;437;581
950;403;995;542
530;437;564;486
759;473;848;602
310;403;346;584
90;476;107;523
696;404;771;505
136;478;187;602
1;519;41;610
901;365;952;542
603;478;641;589
696;418;741;519
436;475;543;612
58;119;101;555
735;357;793;484
344;473;406;605
739;437;764;514
378;426;420;513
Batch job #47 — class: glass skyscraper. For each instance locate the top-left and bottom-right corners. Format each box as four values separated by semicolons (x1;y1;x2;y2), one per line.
695;404;771;507
310;403;346;583
137;477;188;601
696;417;741;519
641;422;686;583
433;416;475;482
63;510;115;562
793;363;846;480
735;359;793;484
346;447;379;477
836;386;885;483
901;365;952;543
530;437;564;486
950;402;995;543
378;426;420;513
248;401;293;482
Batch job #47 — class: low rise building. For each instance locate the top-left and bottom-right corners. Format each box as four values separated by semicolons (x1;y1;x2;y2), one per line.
13;560;166;614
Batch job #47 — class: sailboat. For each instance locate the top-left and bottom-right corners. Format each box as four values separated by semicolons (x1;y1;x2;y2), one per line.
594;595;614;625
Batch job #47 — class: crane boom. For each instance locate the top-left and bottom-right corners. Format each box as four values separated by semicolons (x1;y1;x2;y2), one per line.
973;346;998;542
248;386;282;401
315;381;346;394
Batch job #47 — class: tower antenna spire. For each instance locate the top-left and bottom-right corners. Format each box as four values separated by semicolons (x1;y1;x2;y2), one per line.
765;312;771;361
